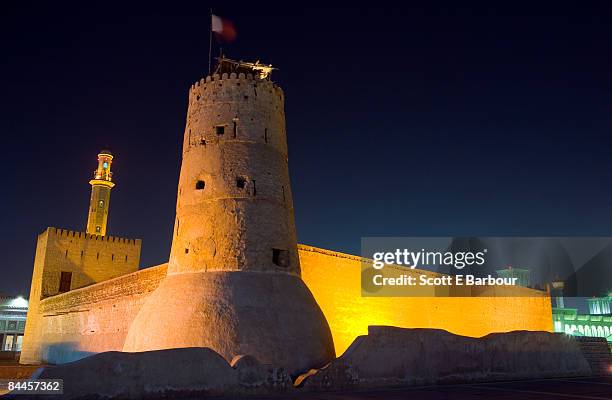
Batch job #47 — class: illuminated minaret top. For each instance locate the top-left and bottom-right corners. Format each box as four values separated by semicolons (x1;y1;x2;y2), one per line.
86;150;115;236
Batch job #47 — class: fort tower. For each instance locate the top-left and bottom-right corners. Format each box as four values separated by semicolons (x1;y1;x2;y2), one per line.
86;150;115;236
123;58;335;375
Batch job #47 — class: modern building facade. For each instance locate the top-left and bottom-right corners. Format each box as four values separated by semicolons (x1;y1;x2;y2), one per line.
0;296;28;352
552;291;612;346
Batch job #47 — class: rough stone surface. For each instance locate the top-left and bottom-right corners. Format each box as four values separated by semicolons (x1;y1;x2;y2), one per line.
123;271;335;377
300;327;593;391
35;265;167;364
24;348;293;399
7;328;599;399
298;245;554;355
172;74;297;274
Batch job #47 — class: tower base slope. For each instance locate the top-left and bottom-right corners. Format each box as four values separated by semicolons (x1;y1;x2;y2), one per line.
122;271;335;376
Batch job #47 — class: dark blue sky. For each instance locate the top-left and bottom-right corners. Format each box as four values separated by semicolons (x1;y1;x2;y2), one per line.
1;4;612;296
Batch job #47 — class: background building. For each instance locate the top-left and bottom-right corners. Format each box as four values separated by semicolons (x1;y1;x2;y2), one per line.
551;280;612;348
0;296;28;352
496;267;531;287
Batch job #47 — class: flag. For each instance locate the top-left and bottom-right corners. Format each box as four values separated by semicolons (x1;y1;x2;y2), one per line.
211;14;237;42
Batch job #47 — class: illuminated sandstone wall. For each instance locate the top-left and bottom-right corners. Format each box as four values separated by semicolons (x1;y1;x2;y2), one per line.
20;230;51;364
37;228;141;294
23;245;553;364
298;245;554;355
20;227;141;364
36;265;167;364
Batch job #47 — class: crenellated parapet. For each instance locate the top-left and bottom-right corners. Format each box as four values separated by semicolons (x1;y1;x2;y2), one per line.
189;73;285;101
47;227;141;245
36;227;142;298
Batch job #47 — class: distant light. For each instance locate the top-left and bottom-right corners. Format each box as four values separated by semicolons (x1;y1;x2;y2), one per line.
103;162;108;169
11;296;28;308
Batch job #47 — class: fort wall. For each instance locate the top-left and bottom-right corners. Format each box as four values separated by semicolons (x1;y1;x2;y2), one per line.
22;245;553;364
298;245;554;355
37;264;167;364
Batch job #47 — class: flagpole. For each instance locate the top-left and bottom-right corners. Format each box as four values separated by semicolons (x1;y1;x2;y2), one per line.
208;8;213;75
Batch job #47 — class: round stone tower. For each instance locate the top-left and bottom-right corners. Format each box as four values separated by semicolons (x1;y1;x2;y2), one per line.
123;59;335;376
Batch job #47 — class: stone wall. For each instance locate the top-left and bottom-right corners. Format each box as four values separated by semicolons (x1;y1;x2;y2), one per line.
20;230;50;364
300;327;592;391
37;264;167;364
22;244;553;365
29;329;595;399
298;245;554;355
40;228;141;295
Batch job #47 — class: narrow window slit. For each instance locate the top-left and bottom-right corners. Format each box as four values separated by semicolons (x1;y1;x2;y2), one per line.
59;271;72;293
272;249;289;268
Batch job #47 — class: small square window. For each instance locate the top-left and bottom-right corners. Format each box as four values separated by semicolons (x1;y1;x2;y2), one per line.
196;180;205;190
216;125;225;135
236;177;247;189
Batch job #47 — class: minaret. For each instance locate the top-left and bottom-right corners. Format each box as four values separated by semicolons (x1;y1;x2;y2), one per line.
124;58;335;376
86;150;115;236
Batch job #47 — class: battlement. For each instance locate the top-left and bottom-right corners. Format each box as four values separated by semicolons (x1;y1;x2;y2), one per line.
45;227;141;245
189;73;283;99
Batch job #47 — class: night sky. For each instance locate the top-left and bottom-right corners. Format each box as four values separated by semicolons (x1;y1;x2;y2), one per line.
2;4;612;296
